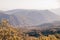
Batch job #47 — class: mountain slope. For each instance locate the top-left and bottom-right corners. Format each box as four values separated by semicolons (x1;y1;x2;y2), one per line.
0;11;10;21
6;9;60;26
0;9;60;27
0;11;19;27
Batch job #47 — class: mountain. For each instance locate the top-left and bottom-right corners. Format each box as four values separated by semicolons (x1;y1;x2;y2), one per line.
0;11;19;27
0;9;60;27
6;9;60;26
0;11;10;21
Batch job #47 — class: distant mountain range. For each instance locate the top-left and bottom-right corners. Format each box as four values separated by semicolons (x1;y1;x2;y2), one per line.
0;9;60;28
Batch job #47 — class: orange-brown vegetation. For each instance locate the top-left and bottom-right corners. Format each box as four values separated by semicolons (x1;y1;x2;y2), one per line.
0;19;60;40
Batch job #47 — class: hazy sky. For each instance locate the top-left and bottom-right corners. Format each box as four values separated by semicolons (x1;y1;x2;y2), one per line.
0;0;60;11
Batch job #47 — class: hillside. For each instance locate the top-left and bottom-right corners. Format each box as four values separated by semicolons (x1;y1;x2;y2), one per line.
0;9;60;28
6;9;60;26
0;11;19;27
0;19;60;40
